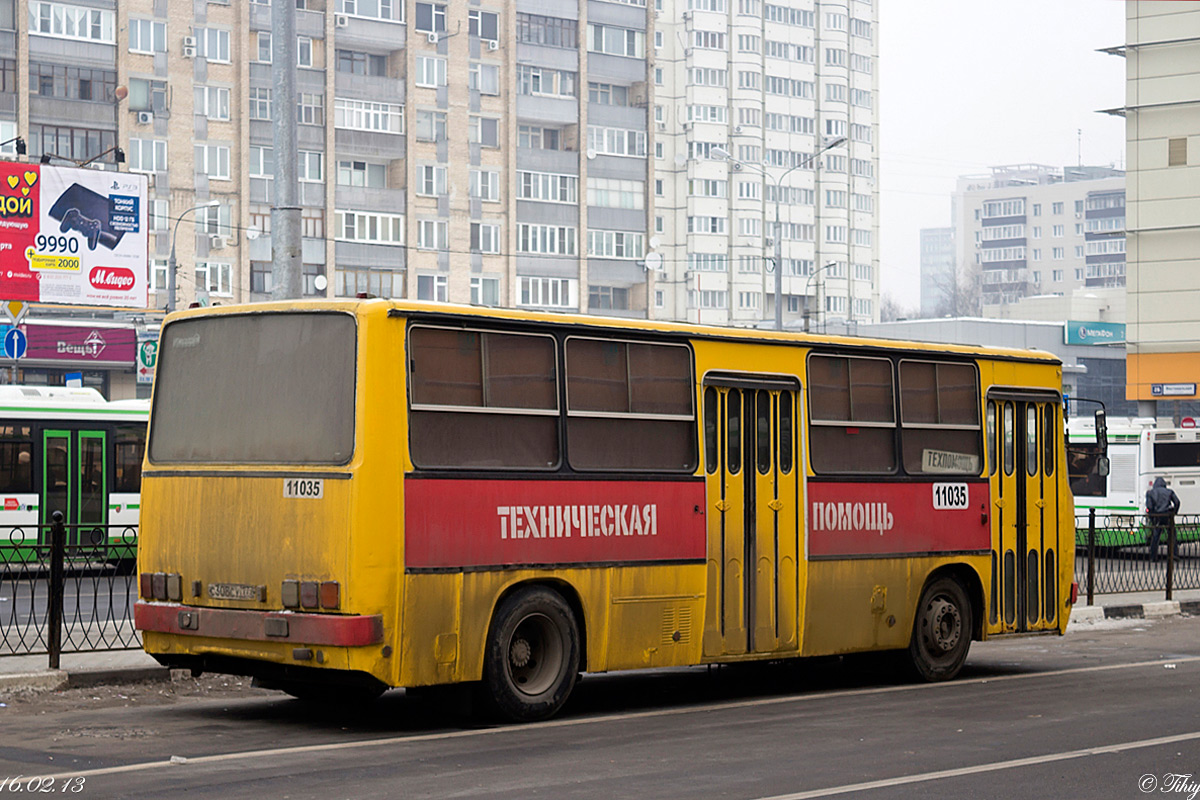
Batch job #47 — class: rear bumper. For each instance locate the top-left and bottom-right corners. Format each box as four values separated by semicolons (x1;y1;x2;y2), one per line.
135;601;384;646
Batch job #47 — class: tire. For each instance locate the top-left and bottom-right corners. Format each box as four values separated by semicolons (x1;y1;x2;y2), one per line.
482;587;580;722
906;576;972;682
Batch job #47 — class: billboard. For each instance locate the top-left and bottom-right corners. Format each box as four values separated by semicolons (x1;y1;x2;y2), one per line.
0;161;148;307
1065;320;1125;346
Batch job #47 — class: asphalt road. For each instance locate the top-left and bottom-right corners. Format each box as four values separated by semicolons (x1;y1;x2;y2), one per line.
1;614;1199;799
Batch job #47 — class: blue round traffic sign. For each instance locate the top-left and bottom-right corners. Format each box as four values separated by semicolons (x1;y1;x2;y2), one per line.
3;327;27;360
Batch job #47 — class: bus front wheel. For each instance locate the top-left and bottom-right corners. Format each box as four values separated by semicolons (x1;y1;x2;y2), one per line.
906;576;972;682
482;587;580;722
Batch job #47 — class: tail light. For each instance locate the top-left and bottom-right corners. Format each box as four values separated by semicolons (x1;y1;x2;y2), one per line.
281;579;340;610
140;572;183;601
1069;581;1079;606
300;581;319;609
320;581;340;610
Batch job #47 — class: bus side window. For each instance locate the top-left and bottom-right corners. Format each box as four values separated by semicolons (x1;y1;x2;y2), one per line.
114;424;146;493
0;425;33;493
704;386;719;474
1026;406;1038;477
808;355;896;474
1043;404;1055;477
986;401;997;476
779;390;793;474
1003;403;1014;476
727;390;741;474
756;390;771;474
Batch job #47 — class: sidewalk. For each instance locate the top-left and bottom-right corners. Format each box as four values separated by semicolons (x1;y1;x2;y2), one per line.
1;590;1197;696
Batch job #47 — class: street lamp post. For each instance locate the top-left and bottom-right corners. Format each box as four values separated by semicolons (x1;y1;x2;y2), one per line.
712;136;846;331
803;261;839;333
167;201;221;313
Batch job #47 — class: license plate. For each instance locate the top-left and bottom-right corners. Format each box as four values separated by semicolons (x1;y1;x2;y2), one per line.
208;583;263;601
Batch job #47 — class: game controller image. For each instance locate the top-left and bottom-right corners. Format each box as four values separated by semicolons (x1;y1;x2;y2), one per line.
47;183;124;250
59;207;102;250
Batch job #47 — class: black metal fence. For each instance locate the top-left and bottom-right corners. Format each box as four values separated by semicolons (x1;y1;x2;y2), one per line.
0;511;139;667
1075;510;1200;601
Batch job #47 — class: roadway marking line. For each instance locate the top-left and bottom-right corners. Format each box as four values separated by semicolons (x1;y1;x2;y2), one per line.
754;730;1200;799
39;655;1200;781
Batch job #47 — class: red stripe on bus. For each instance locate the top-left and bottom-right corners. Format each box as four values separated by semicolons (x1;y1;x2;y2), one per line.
134;602;384;646
807;481;991;557
404;478;707;569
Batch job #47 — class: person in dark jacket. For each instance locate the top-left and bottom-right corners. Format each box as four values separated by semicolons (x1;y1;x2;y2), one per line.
1146;477;1181;560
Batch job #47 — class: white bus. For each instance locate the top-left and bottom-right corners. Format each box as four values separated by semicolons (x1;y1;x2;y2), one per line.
1068;416;1200;546
0;386;148;559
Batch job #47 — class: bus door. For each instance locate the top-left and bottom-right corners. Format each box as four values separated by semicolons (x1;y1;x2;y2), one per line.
701;376;801;657
990;393;1059;632
41;428;108;545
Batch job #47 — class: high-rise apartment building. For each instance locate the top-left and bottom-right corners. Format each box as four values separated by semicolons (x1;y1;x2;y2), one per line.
918;226;954;317
5;0;877;322
1114;2;1200;414
951;164;1125;315
654;0;878;327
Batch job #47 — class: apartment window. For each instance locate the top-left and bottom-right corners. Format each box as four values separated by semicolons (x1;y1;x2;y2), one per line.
738;71;760;90
297;93;324;125
195;204;232;237
737;34;760;52
519;276;576;308
850;89;872;109
515;12;576;48
193;144;230;179
470;170;500;201
825;11;846;29
335;210;404;243
469;63;500;95
517;224;577;255
470;222;501;254
825;47;846;66
256;32;272;62
738;181;760;200
688;290;727;309
738;292;760;310
297;36;313;68
129;19;165;53
190;85;229;121
195;27;231;62
693;30;725;49
337;160;387;188
1052;224;1064;237
418;165;447;196
588;285;629;310
851;53;872;73
588;23;644;57
418;219;448;250
517;65;577;97
337;49;388;75
249;87;272;120
588;82;630;106
335;0;400;23
149;199;170;233
825;83;846;103
249;145;274;179
825;189;847;208
414;2;446;32
1168;137;1188;167
1075;246;1085;258
415;110;447;142
149;259;168;292
28;1;115;43
469;116;500;147
336;267;399;299
30;63;116;102
587;126;646;157
1052;202;1063;214
1052;247;1064;260
518;171;577;203
688;253;727;272
518;125;561;150
739;217;760;237
471;276;501;306
738;107;761;127
587;230;643;259
1032;203;1041;216
689;68;727;87
128;138;167;173
1052;269;1063;282
416;55;447;87
468;9;498;40
1032;249;1041;261
588;178;644;209
195;262;232;296
416;274;448;301
654;31;663;49
687;216;726;234
1032;270;1042;282
850;18;872;39
335;98;404;133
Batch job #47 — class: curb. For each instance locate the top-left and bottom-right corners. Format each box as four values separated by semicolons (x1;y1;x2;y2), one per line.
0;666;170;695
1075;600;1200;621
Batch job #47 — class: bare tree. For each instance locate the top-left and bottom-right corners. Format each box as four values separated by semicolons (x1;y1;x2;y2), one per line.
930;262;982;318
879;294;910;322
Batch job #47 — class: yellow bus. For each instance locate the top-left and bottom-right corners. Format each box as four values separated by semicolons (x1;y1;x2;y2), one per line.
135;300;1076;720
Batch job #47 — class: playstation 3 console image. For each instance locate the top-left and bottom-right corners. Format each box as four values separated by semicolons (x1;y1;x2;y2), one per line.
47;183;125;250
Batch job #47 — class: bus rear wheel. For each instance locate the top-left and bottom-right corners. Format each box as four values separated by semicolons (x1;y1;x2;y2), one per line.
907;576;972;682
482;587;579;722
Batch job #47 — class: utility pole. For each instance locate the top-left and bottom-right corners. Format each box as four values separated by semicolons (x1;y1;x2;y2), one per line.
271;0;303;301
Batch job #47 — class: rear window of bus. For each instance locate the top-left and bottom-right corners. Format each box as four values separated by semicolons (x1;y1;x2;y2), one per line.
149;312;356;464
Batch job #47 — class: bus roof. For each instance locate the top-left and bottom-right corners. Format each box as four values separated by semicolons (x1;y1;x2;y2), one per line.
0;386;149;420
164;299;1065;366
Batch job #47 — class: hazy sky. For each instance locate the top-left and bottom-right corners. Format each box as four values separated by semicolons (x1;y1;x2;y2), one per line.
877;0;1127;310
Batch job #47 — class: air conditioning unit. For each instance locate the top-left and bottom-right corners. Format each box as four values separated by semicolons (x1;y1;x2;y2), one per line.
136;111;153;124
335;13;349;27
426;31;438;44
182;45;196;58
183;35;196;48
487;39;499;51
209;235;227;249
